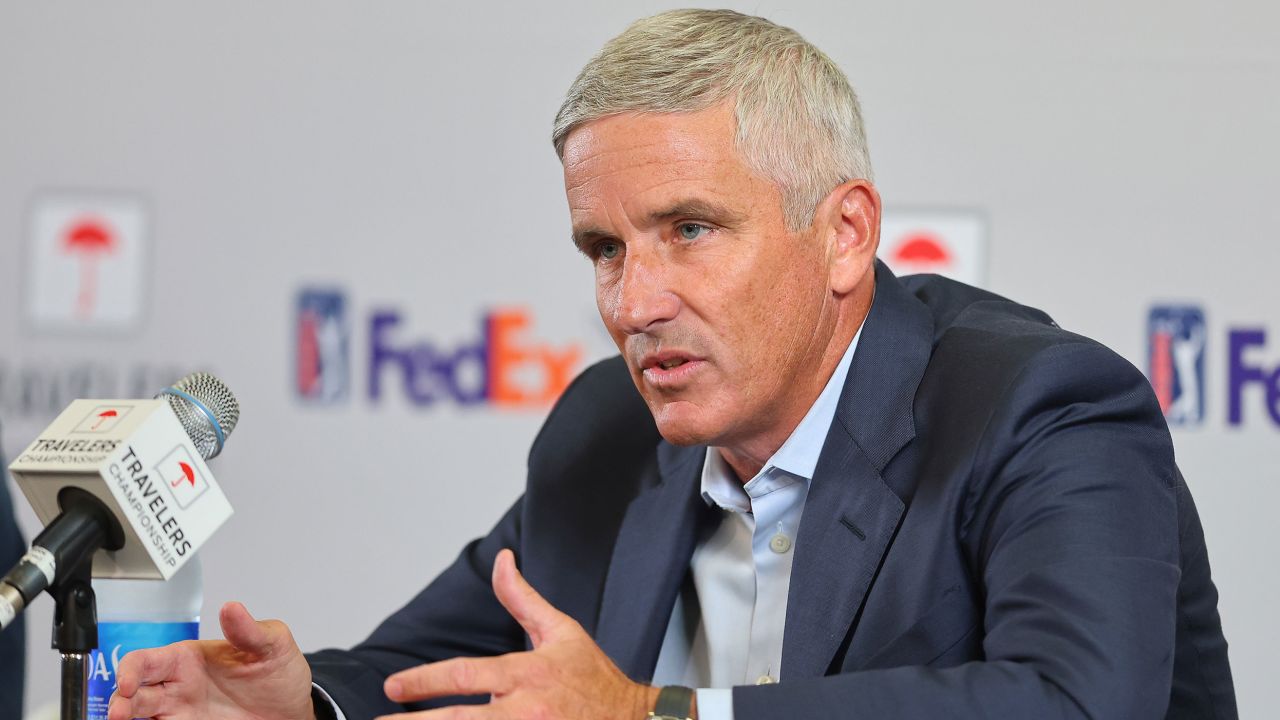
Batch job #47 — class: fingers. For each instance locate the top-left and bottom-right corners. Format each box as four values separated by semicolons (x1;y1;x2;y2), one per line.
106;692;136;720
108;683;175;720
385;654;525;704
115;644;182;697
219;600;268;652
219;600;293;658
491;549;572;647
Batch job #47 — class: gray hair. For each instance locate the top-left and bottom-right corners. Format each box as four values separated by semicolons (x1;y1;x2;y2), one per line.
552;9;873;231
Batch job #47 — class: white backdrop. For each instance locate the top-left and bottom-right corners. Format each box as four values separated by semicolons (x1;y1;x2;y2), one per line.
2;1;1276;716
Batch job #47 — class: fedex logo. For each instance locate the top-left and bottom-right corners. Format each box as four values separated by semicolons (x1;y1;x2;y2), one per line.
370;308;583;408
1228;329;1280;426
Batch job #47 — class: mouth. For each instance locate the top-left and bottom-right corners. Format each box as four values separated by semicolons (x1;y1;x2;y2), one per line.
638;350;706;388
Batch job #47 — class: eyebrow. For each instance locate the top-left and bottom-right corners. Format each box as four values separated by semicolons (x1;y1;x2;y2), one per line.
571;227;615;253
645;199;746;228
570;198;747;252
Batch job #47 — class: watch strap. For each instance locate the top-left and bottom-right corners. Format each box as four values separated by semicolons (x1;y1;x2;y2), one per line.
651;685;695;719
310;686;339;720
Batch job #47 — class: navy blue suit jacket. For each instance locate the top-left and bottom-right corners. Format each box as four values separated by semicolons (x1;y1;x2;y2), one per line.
309;265;1235;719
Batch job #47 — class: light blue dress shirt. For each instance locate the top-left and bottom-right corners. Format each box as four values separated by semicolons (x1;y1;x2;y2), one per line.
320;328;860;720
651;327;861;719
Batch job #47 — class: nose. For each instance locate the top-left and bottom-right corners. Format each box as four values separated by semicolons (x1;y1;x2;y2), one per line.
611;246;680;335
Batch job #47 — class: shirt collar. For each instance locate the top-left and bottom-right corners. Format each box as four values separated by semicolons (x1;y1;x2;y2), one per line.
700;325;864;510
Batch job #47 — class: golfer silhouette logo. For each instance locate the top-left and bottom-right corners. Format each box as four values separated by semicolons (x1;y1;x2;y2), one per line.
1147;306;1206;426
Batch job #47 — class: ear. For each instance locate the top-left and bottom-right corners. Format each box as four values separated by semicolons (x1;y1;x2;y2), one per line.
816;180;881;295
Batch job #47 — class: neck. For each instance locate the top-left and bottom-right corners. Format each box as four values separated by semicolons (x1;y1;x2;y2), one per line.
717;282;873;482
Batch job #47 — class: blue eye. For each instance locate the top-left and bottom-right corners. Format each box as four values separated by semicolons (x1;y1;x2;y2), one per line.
598;241;620;260
677;223;708;241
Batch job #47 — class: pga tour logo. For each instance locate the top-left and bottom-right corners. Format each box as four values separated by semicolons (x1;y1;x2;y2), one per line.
155;445;208;510
72;405;133;434
1148;306;1206;426
296;289;350;403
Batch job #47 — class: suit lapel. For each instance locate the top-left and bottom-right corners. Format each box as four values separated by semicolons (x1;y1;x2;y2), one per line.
594;441;709;680
781;262;934;679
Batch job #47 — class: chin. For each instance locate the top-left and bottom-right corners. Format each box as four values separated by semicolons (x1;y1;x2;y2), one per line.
649;400;724;447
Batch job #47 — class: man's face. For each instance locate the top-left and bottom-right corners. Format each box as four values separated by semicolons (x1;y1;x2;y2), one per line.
562;104;841;448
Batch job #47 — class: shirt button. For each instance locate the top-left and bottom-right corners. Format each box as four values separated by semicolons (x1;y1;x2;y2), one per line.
769;533;792;554
756;675;776;685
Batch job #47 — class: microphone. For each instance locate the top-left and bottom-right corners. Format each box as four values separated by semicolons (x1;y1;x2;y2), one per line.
0;372;239;631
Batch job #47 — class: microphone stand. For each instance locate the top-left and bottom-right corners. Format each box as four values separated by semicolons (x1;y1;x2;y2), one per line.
50;552;97;720
30;488;123;720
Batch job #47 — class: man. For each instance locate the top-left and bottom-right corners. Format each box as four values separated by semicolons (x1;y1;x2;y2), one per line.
109;9;1235;720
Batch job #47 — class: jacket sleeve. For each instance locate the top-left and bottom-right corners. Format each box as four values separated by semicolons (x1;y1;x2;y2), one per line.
734;342;1182;719
302;357;645;720
306;497;526;720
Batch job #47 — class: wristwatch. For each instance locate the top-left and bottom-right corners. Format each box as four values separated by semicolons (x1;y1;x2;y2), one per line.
649;685;695;720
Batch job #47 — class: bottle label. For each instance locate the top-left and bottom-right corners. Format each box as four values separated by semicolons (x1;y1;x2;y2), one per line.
87;621;199;720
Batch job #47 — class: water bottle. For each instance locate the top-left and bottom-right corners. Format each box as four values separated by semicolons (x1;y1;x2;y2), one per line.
86;558;203;719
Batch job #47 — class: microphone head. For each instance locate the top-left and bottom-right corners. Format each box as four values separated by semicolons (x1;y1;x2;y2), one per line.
158;372;240;460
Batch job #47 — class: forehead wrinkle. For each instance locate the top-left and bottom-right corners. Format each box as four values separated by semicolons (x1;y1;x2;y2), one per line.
565;151;717;193
566;171;727;228
563;128;728;184
563;136;677;169
574;174;738;240
563;111;753;237
566;116;730;157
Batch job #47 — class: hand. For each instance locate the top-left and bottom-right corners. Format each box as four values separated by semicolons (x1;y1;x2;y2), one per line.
108;601;316;720
380;548;667;719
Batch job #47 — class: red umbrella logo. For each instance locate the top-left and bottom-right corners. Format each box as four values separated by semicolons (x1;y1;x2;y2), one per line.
171;462;196;489
62;217;118;319
891;232;952;267
89;409;118;431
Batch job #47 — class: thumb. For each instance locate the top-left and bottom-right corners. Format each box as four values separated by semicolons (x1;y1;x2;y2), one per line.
219;601;282;657
492;549;572;648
